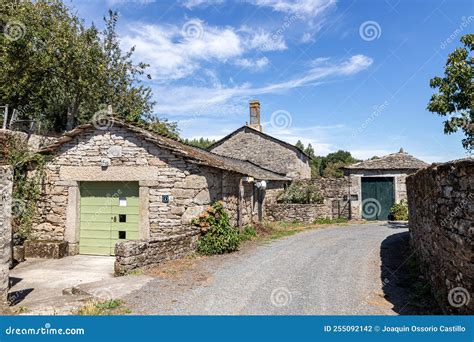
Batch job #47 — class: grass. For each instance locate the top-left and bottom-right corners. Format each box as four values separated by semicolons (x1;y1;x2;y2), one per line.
239;225;258;241
254;218;351;242
14;306;29;314
76;299;131;316
313;217;349;225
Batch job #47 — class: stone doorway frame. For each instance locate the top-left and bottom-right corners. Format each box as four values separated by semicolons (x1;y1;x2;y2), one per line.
60;166;155;255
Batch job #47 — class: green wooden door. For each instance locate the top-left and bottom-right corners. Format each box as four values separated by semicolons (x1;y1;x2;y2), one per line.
79;182;139;255
361;177;394;221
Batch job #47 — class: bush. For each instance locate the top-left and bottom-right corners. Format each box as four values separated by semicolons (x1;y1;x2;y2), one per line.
390;200;409;221
192;202;241;255
278;181;323;204
239;225;257;241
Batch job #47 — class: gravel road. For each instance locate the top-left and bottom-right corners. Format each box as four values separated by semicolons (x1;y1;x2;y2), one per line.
125;223;408;315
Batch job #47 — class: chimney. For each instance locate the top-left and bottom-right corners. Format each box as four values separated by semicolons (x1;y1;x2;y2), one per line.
248;100;262;132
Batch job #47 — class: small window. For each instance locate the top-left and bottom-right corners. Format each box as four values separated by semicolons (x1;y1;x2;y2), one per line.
119;197;127;206
119;214;126;223
118;231;126;239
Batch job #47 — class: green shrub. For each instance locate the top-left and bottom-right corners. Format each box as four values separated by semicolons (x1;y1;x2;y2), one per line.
3;136;45;244
390;200;409;221
278;181;323;204
240;225;257;241
192;202;241;255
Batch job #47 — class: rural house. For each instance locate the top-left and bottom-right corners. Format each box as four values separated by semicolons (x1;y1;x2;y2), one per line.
208;101;312;180
26;118;289;269
344;149;428;220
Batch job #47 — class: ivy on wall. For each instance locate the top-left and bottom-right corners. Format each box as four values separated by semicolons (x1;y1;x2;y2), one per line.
2;136;45;244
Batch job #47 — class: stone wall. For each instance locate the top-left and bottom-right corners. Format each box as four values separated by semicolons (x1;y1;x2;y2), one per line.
265;177;350;222
265;203;333;222
407;158;473;314
209;128;311;179
114;231;199;275
0;166;13;304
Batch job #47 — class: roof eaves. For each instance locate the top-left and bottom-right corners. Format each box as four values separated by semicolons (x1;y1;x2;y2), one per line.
39;120;290;181
207;125;310;159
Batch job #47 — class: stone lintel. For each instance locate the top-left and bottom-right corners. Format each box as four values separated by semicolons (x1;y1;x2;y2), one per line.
60;166;160;181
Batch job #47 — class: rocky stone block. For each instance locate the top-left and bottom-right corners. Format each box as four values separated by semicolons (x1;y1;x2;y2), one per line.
24;240;68;259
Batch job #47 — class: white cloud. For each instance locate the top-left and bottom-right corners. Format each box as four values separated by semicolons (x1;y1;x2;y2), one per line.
249;0;336;42
240;27;287;51
180;0;224;9
121;20;289;82
251;0;336;18
107;0;155;5
152;54;373;115
264;124;344;155
234;57;269;70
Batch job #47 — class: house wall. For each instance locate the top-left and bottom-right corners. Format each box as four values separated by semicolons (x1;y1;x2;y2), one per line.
407;159;473;314
346;169;417;219
0;166;12;304
209;129;311;179
34;126;255;256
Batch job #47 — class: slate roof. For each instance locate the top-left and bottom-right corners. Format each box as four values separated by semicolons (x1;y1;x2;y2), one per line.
345;150;429;170
39;119;290;181
207;125;310;159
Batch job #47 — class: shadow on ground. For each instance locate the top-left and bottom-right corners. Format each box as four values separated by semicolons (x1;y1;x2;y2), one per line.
380;231;442;315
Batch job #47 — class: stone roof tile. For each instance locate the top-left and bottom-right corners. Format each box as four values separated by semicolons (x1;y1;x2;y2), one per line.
345;151;428;170
38;119;290;181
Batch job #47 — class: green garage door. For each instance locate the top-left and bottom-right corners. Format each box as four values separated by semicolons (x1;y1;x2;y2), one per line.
79;182;139;255
361;177;394;221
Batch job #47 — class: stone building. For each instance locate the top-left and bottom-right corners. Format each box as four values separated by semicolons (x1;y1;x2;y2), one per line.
208;101;311;180
344;149;428;220
30;119;289;260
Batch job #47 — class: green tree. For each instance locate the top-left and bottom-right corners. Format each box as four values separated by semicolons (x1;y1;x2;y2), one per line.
320;150;359;178
183;137;217;149
295;140;305;151
0;1;176;136
304;143;315;158
293;140;358;178
427;34;473;151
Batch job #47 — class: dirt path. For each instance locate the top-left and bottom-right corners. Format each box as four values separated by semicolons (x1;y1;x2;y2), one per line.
125;223;407;315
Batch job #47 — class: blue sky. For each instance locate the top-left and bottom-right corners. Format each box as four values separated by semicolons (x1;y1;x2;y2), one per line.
69;0;473;162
